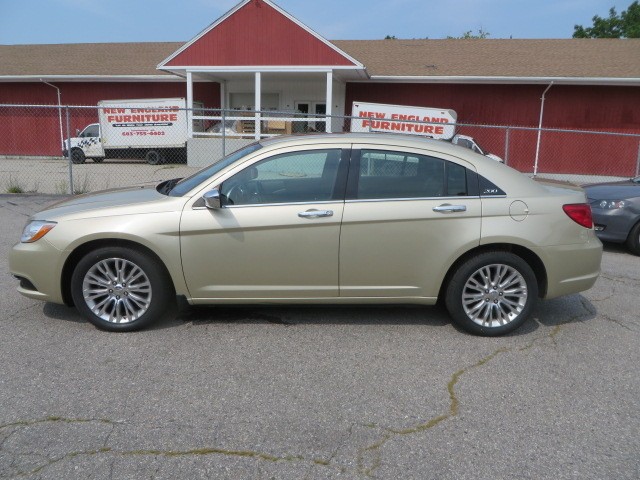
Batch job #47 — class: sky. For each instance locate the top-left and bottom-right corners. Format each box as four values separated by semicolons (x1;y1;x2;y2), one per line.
0;0;635;44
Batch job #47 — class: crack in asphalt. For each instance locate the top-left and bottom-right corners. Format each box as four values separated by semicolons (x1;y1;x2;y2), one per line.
354;347;509;478
0;416;333;478
587;282;616;303
0;295;615;478
600;273;640;287
0;307;598;479
354;297;600;478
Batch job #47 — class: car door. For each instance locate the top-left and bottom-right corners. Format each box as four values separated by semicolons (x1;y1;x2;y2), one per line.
339;145;482;299
180;146;349;300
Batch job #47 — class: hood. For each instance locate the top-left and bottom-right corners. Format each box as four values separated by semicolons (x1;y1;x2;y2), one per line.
33;184;183;221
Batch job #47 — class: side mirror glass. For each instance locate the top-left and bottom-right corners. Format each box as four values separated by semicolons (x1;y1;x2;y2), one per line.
203;188;222;209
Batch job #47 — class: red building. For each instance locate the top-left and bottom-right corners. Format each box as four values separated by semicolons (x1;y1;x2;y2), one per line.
1;0;639;174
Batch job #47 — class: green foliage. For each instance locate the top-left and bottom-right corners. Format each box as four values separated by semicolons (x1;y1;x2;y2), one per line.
384;35;397;40
573;1;640;38
5;175;25;193
447;28;490;39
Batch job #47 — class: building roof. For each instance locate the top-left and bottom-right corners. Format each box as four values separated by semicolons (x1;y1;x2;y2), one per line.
0;42;182;77
333;39;640;81
1;39;639;84
160;0;363;71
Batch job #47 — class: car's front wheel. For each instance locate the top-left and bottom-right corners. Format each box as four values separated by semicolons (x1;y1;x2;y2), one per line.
70;247;173;331
445;251;538;336
626;221;640;256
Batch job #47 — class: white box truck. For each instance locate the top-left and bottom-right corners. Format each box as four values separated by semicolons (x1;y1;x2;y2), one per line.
350;101;503;161
64;98;200;164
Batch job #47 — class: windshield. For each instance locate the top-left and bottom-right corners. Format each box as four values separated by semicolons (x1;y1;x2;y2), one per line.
168;143;262;197
633;176;640;183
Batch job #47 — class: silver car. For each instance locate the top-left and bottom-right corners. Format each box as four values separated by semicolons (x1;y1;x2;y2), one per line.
10;133;602;335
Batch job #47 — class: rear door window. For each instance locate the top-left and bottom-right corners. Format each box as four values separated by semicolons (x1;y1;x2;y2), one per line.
351;149;470;199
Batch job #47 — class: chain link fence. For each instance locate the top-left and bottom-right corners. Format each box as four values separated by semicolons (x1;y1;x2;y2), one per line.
1;103;639;194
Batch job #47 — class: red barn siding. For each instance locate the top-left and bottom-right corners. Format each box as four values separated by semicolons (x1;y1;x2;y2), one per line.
346;83;640;176
166;0;355;67
0;82;219;156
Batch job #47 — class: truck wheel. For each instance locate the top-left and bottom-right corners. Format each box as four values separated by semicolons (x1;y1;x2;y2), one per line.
71;149;86;164
92;157;105;163
146;150;163;165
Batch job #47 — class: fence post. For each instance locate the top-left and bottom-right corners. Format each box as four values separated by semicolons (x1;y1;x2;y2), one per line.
504;127;510;166
221;107;226;157
65;106;73;195
636;141;640;177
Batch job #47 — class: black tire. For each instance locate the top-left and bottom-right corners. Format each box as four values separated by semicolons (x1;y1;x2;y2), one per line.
70;149;86;164
70;246;173;332
145;150;163;165
445;251;538;336
92;157;105;163
626;221;640;256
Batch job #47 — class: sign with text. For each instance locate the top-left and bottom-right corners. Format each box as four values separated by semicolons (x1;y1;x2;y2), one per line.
351;102;457;139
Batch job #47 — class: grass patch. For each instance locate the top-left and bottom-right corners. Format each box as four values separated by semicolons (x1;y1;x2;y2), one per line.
5;175;26;193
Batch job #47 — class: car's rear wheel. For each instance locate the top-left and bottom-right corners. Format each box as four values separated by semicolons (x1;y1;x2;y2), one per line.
445;252;538;336
626;221;640;256
70;247;173;332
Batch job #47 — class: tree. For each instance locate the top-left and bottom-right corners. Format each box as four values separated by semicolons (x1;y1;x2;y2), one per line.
384;35;397;40
573;1;640;38
447;28;490;39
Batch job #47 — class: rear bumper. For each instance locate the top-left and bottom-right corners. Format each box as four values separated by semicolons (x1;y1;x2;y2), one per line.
533;235;603;299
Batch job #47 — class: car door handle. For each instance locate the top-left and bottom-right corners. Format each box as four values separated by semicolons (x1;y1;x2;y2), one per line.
298;209;334;218
433;204;467;213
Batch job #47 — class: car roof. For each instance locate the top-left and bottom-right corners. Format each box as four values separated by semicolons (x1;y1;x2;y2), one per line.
259;132;469;156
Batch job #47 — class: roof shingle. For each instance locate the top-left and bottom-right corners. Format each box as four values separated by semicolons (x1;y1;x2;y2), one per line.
1;39;638;80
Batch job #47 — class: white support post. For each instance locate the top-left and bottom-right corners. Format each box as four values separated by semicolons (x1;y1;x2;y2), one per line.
186;71;193;138
221;80;227;156
325;71;333;133
533;82;553;177
254;72;261;140
220;80;226;111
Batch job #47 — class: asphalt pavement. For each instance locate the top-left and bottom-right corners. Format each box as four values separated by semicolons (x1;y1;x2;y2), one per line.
1;194;638;479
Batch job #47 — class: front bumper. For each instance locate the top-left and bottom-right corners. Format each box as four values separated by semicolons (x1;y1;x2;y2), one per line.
9;239;67;305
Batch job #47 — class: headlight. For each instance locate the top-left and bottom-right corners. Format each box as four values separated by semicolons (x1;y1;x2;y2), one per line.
20;221;57;243
598;200;626;210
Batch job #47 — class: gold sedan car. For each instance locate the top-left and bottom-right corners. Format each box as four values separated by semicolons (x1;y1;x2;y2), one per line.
10;133;602;335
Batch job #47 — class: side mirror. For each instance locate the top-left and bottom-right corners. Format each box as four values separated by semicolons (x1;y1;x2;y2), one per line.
76;128;80;136
203;188;222;209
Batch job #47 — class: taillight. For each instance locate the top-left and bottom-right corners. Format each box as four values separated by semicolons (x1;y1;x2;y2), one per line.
563;203;593;229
